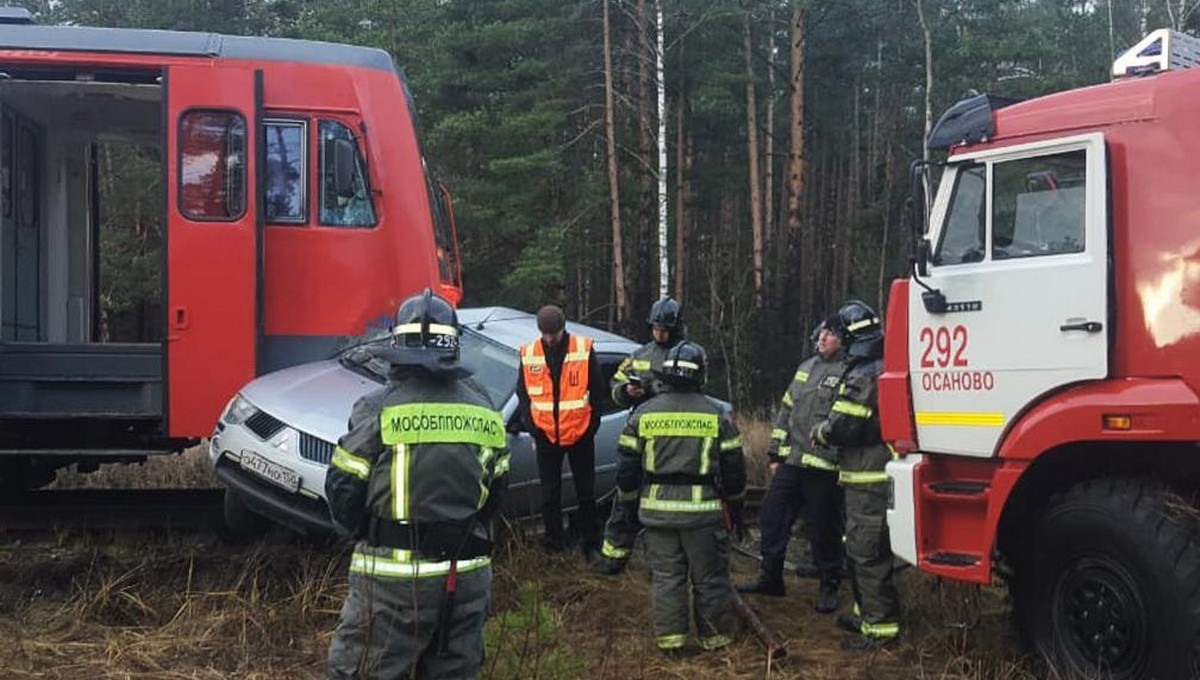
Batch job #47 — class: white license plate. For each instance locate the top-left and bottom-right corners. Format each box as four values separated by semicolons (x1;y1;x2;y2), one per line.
240;451;300;493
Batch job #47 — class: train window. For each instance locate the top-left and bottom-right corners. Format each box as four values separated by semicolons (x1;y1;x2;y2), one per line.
179;110;247;221
318;120;376;227
264;119;307;224
1;112;11;218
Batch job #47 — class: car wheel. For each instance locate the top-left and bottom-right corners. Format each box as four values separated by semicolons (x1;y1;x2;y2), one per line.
222;489;270;538
1015;478;1200;680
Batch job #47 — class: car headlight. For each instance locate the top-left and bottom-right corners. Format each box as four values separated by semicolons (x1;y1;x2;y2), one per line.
222;394;257;425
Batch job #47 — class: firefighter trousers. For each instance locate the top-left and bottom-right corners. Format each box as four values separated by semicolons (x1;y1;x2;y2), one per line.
644;523;736;650
844;483;899;638
600;492;642;562
326;566;491;680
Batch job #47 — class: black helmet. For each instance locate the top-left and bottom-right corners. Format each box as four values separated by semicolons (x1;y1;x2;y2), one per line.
370;288;466;372
833;299;883;359
653;341;707;390
809;318;827;346
647;296;683;330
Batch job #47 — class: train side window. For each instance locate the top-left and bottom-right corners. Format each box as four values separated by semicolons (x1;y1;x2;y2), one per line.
179;110;246;221
318;120;376;227
1;112;11;218
264;119;307;224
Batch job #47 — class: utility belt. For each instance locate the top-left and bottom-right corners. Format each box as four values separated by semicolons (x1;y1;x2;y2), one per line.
645;472;715;486
366;517;492;560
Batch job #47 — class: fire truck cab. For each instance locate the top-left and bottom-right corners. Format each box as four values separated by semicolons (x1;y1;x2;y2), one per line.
0;10;461;489
882;29;1200;680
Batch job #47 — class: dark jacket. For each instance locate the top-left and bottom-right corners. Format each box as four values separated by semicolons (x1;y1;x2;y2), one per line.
769;349;847;470
610;340;675;409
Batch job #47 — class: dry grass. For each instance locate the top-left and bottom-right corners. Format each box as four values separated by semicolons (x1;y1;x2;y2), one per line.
51;445;219;490
0;425;1044;679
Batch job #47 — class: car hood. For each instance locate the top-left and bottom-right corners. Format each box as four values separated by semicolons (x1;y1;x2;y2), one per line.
240;359;382;445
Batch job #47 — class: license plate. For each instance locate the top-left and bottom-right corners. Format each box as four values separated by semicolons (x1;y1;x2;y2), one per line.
240;450;300;493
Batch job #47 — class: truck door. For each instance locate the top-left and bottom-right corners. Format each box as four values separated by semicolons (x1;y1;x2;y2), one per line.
909;133;1108;456
167;65;263;437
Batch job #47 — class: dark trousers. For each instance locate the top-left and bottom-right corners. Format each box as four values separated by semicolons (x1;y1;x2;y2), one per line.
536;437;599;548
759;463;845;580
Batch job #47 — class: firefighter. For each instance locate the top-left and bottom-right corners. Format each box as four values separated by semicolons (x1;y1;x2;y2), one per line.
516;305;604;558
616;341;746;654
737;318;847;614
593;296;686;576
324;288;510;680
811;300;900;651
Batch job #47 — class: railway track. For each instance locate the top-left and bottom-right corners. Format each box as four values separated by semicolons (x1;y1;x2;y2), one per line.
0;488;225;532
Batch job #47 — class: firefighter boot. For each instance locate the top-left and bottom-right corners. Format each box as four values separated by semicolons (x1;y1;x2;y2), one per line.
591;556;626;576
736;557;786;597
836;612;862;635
815;578;840;614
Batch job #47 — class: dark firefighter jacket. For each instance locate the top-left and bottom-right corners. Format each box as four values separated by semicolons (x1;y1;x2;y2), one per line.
326;368;510;578
616;389;745;529
610;341;674;409
812;357;891;485
769;348;847;471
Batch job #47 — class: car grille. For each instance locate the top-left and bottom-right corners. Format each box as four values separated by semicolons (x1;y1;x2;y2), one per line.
245;410;286;440
299;432;335;465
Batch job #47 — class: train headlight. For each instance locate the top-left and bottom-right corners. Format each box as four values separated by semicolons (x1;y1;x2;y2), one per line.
222;394;257;425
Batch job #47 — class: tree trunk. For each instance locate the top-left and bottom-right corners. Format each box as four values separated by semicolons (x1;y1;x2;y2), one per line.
786;7;805;237
744;1;764;307
914;0;933;162
764;8;776;245
655;0;668;299
635;0;655;323
674;91;689;304
603;0;627;325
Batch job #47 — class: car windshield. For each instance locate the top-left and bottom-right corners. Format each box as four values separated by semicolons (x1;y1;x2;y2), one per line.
338;326;519;408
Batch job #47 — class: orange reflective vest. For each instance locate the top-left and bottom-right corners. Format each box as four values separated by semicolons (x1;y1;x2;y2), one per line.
520;334;594;446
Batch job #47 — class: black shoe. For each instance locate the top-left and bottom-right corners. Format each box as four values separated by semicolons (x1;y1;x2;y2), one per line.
794;561;820;579
591;557;626;576
840;634;897;652
735;577;786;597
814;581;840;614
836;612;862;634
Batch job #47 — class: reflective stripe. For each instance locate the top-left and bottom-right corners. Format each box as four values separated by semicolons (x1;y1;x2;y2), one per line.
778;444;792;458
781;392;794;408
832;400;873;419
380;403;506;448
394;322;458;337
350;551;490;579
640;496;722;513
800;453;837;471
638;412;719;438
612;370;630;385
663;359;700;370
719;436;740;452
564;351;591;362
646;438;656;472
794;370;809;383
527;385;545;396
770;428;788;442
617;489;639;501
839;470;889;484
530;396;589;411
699;437;714;475
618;434;641;451
601;540;630;559
631;359;653;371
860;621;900;638
331;446;371;480
494;451;511;475
656;634;686;650
915;411;1005;427
698;634;732;650
692;484;703;503
392;443;410;520
846;317;879;332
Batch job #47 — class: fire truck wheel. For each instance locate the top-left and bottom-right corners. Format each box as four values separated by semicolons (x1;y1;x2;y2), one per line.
1017;478;1200;680
222;489;270;539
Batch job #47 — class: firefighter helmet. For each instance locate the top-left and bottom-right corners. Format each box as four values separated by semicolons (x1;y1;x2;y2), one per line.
833;300;883;359
654;340;707;390
371;288;464;371
647;296;683;330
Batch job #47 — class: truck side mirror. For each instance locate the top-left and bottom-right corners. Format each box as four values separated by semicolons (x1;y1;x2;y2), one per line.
916;238;931;277
326;137;358;199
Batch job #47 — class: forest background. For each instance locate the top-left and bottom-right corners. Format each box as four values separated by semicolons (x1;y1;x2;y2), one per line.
15;0;1198;408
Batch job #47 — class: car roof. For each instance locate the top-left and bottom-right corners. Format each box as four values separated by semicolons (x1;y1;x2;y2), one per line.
458;307;639;354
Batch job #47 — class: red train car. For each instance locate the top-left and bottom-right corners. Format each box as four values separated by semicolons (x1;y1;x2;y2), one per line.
0;9;461;488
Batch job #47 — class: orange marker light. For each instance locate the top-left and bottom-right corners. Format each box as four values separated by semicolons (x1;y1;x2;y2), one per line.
1102;415;1132;430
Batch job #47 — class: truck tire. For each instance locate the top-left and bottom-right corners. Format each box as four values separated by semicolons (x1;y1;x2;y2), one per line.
1016;478;1200;680
222;489;270;539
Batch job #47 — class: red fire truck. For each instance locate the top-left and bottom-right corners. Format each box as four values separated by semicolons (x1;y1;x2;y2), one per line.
881;29;1200;680
0;9;462;489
